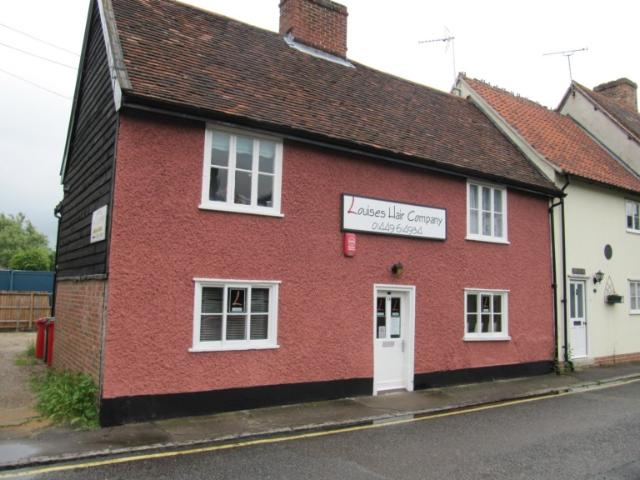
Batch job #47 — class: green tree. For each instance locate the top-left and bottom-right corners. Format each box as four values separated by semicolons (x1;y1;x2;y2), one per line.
9;247;52;271
0;213;53;270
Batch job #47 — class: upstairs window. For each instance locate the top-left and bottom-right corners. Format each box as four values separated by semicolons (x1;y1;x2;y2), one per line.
467;181;507;243
626;200;640;233
201;127;283;216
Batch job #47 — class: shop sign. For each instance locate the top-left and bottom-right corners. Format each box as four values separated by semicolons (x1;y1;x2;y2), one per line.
342;194;446;240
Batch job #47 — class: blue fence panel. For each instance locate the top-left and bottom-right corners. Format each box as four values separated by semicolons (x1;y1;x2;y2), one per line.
0;270;54;293
0;271;9;290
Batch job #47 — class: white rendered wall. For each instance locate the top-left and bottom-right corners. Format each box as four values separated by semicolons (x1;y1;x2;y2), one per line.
559;180;640;362
561;93;640;175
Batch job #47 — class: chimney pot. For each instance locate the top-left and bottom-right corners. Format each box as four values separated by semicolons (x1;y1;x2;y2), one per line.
279;0;348;58
594;77;638;112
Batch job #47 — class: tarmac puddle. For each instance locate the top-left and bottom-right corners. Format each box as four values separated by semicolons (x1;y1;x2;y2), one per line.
0;442;40;464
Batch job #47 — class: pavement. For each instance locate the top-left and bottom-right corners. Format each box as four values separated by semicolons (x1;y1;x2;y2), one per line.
1;361;640;471
0;332;46;429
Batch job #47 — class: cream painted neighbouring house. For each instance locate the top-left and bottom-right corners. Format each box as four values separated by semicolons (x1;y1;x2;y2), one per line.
456;75;640;367
558;78;640;176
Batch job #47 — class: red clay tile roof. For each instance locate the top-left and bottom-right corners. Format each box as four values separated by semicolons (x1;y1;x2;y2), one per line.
106;0;556;193
463;76;640;194
572;82;640;142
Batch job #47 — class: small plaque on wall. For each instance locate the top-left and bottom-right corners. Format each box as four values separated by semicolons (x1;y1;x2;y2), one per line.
90;205;108;244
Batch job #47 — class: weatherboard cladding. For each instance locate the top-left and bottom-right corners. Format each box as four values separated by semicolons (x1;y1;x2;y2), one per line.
464;77;640;194
57;1;118;277
106;0;555;193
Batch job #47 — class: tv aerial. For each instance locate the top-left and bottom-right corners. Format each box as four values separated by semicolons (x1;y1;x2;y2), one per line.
419;27;456;84
543;47;588;81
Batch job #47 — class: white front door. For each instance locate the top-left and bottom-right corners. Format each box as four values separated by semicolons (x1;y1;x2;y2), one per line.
374;287;414;394
569;280;588;358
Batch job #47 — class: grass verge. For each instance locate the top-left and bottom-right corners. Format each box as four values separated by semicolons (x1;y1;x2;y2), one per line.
14;342;39;366
30;370;99;429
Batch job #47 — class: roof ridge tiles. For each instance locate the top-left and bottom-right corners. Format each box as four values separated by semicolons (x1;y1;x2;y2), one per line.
463;75;552;111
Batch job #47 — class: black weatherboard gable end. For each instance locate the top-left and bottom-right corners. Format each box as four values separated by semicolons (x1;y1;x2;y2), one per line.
56;0;119;278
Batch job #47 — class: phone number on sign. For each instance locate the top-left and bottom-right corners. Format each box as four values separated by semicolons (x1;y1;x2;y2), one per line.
371;222;424;236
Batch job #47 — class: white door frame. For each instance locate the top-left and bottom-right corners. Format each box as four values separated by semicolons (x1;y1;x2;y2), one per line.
372;284;416;395
568;278;588;359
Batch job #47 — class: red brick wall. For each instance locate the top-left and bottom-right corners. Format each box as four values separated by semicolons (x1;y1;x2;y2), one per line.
594;78;638;112
52;279;107;383
594;352;640;366
279;0;347;57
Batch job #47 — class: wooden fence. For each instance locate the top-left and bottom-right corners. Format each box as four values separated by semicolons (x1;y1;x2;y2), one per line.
0;291;51;331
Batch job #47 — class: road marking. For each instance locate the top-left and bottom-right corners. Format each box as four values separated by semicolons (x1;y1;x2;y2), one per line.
2;377;639;479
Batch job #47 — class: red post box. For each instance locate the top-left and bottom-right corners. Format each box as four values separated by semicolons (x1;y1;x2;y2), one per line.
45;318;55;366
35;318;48;359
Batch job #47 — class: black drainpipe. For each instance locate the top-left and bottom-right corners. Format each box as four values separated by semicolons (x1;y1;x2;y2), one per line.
51;203;62;317
549;176;570;365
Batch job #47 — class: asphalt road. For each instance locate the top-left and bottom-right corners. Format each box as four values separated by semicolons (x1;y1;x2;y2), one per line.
9;380;640;480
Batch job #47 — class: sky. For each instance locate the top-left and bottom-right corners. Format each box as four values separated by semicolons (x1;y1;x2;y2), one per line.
1;0;639;247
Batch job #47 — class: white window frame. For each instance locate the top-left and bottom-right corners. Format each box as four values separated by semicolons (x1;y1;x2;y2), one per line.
190;278;280;352
626;200;640;234
200;125;284;217
466;180;509;244
463;288;510;341
630;280;640;314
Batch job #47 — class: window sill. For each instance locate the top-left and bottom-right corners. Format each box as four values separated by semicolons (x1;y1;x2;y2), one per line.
189;344;280;353
630;311;640;316
626;229;640;235
463;335;511;342
465;235;510;245
199;203;284;218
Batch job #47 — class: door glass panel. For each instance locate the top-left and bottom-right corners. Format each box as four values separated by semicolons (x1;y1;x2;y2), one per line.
376;297;386;339
576;283;584;318
390;297;401;338
570;283;576;318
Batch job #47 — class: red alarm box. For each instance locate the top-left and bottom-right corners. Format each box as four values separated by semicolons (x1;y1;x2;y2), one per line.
343;233;356;257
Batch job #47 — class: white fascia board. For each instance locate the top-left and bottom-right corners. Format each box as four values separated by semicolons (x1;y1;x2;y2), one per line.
456;77;562;185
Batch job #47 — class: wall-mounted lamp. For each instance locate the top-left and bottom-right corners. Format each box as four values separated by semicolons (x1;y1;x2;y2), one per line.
593;270;604;285
391;262;404;276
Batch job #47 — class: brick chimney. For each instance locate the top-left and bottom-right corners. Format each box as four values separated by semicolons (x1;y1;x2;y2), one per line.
279;0;348;58
594;78;638;112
